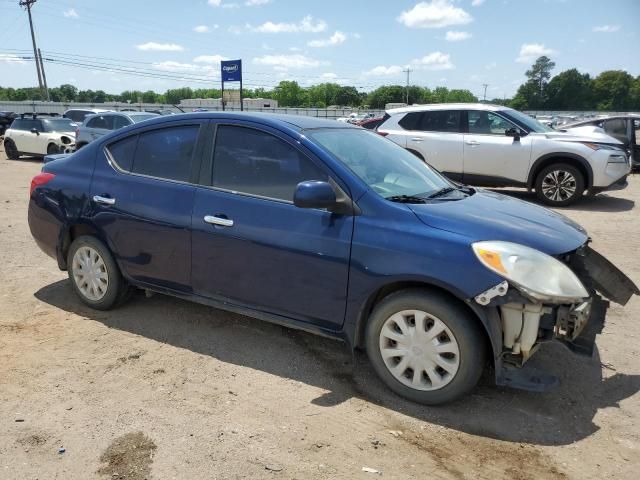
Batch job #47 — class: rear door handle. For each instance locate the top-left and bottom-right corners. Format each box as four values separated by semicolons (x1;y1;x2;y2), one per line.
204;215;234;227
93;195;115;205
410;137;424;142
465;140;480;146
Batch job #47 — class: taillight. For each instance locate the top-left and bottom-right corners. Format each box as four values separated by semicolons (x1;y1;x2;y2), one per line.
30;172;55;196
377;131;389;137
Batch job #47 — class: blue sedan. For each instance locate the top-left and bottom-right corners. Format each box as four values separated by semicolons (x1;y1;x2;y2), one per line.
28;112;638;404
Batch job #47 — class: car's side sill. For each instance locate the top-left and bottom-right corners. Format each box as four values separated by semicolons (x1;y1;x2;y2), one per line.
131;281;347;343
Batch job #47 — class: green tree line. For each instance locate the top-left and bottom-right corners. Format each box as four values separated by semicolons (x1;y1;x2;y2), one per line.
1;58;638;110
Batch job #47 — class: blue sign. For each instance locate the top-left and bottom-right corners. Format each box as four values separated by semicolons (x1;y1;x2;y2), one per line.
221;60;242;82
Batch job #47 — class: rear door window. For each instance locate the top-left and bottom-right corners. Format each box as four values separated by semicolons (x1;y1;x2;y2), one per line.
88;115;114;130
113;116;132;130
131;125;199;182
107;135;138;172
400;111;462;132
211;125;328;202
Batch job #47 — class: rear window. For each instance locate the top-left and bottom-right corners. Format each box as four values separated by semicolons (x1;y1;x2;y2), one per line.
87;115;114;130
64;110;91;123
107;135;138;171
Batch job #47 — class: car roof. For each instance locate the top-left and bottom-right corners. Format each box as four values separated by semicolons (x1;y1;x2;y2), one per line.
119;112;356;131
566;114;640;126
386;103;510;115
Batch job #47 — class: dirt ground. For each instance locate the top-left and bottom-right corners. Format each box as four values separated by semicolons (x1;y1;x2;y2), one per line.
0;148;638;480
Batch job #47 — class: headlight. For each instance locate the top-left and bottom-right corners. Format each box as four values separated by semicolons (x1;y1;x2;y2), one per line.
472;241;588;303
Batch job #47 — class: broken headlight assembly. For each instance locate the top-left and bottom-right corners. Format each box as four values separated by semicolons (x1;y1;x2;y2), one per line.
472;241;588;304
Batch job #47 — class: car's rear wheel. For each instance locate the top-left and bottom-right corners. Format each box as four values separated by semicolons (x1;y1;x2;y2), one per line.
67;236;130;310
365;289;486;405
4;139;19;159
535;163;584;206
47;143;59;155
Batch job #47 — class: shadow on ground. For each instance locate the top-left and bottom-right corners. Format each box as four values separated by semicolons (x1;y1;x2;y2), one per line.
35;280;640;447
491;188;636;213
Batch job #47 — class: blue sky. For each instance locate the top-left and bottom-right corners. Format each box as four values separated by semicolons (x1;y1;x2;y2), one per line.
0;0;638;98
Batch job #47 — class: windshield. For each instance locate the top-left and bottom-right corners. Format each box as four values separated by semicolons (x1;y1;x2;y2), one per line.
307;128;452;199
501;109;554;133
131;114;158;123
42;119;76;132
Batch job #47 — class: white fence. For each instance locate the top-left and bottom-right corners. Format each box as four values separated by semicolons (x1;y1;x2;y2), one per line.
0;101;384;119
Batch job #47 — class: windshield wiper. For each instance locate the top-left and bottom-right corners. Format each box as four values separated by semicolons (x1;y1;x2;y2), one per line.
386;195;427;204
426;187;457;199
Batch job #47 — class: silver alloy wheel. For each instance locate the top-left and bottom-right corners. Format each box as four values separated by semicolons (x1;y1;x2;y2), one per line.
379;310;460;391
71;246;109;301
541;170;577;202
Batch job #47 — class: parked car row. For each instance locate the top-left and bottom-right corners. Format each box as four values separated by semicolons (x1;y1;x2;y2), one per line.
374;104;632;206
28;112;638;404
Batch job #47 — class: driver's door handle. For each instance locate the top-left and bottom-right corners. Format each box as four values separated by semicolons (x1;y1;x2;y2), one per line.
465;140;480;146
204;215;234;227
93;195;116;205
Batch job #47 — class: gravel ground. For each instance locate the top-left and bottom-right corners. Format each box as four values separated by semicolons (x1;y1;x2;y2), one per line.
0;149;638;479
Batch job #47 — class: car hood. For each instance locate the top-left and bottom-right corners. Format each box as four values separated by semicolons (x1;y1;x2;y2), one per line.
534;129;623;146
407;189;588;255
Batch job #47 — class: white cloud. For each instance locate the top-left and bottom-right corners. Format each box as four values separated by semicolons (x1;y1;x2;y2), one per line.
193;25;210;33
397;0;473;29
321;72;338;79
208;0;221;6
445;30;471;41
516;43;556;63
289;46;302;52
593;25;620;33
63;8;79;18
308;31;347;47
193;55;228;64
253;54;328;69
471;0;485;6
363;65;404;76
246;0;270;5
136;42;184;52
222;3;239;8
0;54;26;64
152;61;200;72
254;15;327;33
411;51;454;70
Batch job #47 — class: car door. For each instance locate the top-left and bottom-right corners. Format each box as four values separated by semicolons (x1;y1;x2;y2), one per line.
90;121;206;291
21;119;44;154
462;110;533;185
8;119;27;151
191;122;354;329
402;110;464;181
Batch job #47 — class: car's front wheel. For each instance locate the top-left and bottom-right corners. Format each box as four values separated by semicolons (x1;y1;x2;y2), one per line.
4;139;19;160
67;236;130;310
365;289;486;405
47;143;60;155
535;163;584;206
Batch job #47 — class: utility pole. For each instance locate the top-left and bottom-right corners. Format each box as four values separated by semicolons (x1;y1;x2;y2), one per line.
38;48;50;101
19;0;45;98
482;83;489;102
402;68;412;105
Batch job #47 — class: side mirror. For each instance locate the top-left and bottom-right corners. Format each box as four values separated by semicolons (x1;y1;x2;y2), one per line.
505;127;521;141
294;181;337;210
30;128;40;135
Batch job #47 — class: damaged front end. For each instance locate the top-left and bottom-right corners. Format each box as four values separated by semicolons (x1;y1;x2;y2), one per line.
472;242;639;392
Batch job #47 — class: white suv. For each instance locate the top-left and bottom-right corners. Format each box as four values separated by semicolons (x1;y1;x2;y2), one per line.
378;104;631;206
3;116;77;158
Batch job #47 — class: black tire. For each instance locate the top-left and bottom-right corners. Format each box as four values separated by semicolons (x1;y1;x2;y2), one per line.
67;235;131;310
4;139;19;159
47;143;59;155
534;163;585;207
365;289;486;405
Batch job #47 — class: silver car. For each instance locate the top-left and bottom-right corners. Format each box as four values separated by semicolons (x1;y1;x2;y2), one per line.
75;111;159;149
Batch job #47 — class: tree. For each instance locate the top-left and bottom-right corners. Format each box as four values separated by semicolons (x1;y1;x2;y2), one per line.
512;56;556;109
592;70;635;111
446;89;477;103
545;69;592;110
273;81;307;107
526;56;555;98
366;85;406;109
